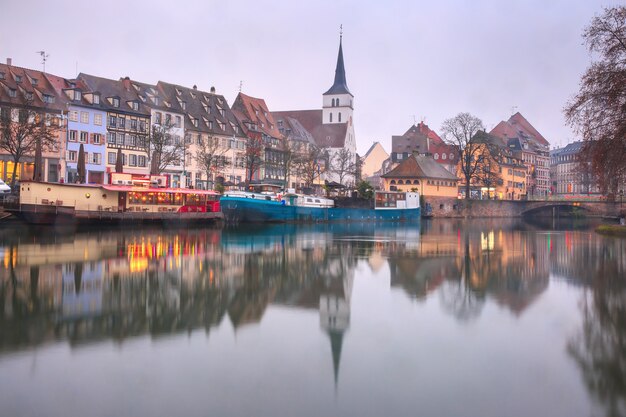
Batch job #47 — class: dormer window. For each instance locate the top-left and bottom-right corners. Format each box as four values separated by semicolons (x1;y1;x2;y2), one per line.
15;75;22;83
9;89;16;98
0;72;4;80
31;78;38;86
181;101;186;110
192;118;198;127
25;92;33;100
112;97;120;108
43;94;55;104
153;97;160;106
132;101;139;111
74;91;81;101
93;94;100;104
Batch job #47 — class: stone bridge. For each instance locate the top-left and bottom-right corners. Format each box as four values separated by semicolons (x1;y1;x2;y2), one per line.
424;196;624;218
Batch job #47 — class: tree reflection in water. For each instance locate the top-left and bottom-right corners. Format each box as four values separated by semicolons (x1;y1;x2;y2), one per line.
567;237;626;417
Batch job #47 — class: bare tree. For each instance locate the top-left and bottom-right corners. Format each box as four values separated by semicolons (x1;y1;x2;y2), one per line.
243;136;264;184
0;106;60;186
565;6;626;197
141;123;184;174
279;139;301;189
331;148;356;187
194;135;230;189
441;113;486;199
295;145;329;188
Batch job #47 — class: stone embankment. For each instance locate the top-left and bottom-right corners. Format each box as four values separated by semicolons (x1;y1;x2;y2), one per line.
422;197;622;218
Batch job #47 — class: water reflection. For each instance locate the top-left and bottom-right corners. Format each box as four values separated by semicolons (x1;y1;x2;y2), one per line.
0;220;625;416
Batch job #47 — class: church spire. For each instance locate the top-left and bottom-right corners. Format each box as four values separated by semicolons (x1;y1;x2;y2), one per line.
324;26;352;96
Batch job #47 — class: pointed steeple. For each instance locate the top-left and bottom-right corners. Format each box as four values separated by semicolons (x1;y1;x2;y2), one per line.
324;29;352;96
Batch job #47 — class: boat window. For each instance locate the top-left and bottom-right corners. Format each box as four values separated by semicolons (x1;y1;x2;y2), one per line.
315;199;320;203
307;198;312;202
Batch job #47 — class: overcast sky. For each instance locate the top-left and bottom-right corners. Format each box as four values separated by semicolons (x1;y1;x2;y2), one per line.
1;0;620;154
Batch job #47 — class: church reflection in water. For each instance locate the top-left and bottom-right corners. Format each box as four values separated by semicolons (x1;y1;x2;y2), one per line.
0;220;624;405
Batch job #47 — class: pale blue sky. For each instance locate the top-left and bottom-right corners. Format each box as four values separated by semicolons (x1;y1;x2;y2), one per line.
1;0;620;153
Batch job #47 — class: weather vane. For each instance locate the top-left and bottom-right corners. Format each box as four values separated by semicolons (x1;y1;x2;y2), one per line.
340;24;343;41
239;80;243;93
36;50;49;72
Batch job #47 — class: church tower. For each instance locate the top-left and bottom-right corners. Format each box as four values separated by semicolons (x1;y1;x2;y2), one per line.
322;30;354;126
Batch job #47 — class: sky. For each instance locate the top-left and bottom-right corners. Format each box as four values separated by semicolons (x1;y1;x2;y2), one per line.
1;0;621;154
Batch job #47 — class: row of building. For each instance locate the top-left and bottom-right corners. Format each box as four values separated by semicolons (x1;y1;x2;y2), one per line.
0;35;613;199
0;36;357;190
361;112;609;201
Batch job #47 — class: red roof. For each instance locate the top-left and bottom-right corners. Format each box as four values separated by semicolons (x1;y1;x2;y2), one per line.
232;93;282;139
490;113;549;147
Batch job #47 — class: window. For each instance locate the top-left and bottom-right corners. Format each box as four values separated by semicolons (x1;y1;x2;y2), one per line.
15;75;22;83
117;133;125;146
329;113;333;123
118;118;125;129
208;121;213;130
181;101;187;110
94;114;102;125
93;94;100;104
108;115;116;127
92;133;102;144
165;114;171;126
130;119;137;131
450;153;454;160
43;94;55;104
129;154;137;166
0;72;4;80
80;112;89;123
138;155;146;167
69;130;78;141
108;152;116;164
192;118;198;127
338;112;342;122
9;89;16;97
70;111;79;122
80;131;88;143
127;135;136;147
31;78;38;86
112;98;120;107
67;150;77;162
434;153;439;160
89;153;101;165
74;91;81;101
155;112;162;124
442;153;447;160
175;115;181;127
132;102;139;111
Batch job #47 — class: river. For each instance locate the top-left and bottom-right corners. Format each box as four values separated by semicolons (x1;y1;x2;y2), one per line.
0;219;624;417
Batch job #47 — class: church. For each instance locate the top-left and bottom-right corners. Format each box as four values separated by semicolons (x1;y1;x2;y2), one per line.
273;32;357;186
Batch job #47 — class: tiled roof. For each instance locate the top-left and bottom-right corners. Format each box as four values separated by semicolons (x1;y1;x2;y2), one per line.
157;81;245;137
78;73;150;116
490;112;549;147
0;63;66;112
232;93;282;139
382;154;458;180
392;122;444;155
551;141;583;157
272;109;347;148
509;112;549;146
272;114;316;145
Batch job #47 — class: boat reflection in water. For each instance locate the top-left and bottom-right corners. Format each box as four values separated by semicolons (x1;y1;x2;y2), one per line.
0;219;625;417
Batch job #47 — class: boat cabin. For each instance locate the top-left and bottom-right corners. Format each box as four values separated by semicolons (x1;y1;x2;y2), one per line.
375;191;420;210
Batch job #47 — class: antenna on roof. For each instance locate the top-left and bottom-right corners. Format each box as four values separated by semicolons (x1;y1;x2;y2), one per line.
511;105;518;116
239;80;243;93
36;51;49;72
421;116;427;124
340;24;343;41
411;115;417;125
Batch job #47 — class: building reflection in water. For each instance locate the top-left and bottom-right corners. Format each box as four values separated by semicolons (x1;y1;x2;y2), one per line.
0;220;624;408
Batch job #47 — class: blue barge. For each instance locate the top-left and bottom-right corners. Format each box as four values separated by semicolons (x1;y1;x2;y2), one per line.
220;191;421;224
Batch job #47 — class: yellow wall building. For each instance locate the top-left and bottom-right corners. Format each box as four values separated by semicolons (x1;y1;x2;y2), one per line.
381;154;459;198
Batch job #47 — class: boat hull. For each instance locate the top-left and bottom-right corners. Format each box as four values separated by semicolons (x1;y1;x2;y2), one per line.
220;196;421;223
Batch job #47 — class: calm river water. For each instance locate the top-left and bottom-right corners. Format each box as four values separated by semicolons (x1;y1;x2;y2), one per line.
0;219;625;417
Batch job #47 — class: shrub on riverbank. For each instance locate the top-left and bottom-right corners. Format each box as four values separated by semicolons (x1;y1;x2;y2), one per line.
596;224;626;237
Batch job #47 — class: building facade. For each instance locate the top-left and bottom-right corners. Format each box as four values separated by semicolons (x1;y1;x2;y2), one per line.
550;141;600;196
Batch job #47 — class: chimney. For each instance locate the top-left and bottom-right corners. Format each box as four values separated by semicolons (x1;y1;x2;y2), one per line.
193;85;197;90
122;76;131;90
210;86;216;94
6;58;12;66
